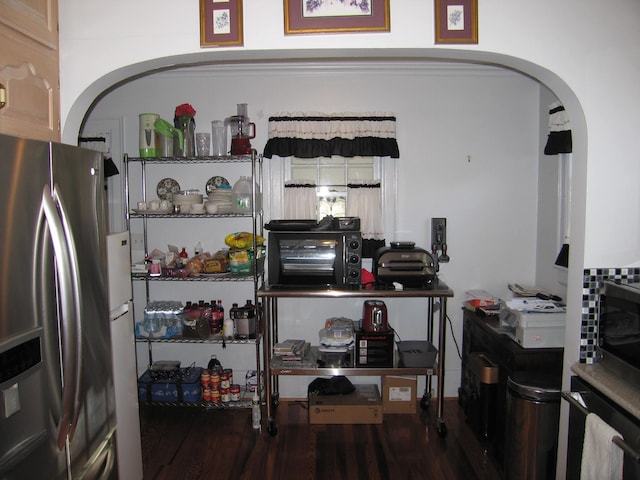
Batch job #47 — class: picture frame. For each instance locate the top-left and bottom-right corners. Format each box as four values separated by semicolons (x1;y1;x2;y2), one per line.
284;0;390;35
200;0;244;47
434;0;478;44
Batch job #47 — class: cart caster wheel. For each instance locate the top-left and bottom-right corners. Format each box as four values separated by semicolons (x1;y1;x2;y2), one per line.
271;398;279;410
420;396;430;410
267;422;278;436
436;421;447;438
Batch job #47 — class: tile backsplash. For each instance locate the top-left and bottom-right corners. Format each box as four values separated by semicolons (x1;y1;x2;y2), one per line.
581;268;640;363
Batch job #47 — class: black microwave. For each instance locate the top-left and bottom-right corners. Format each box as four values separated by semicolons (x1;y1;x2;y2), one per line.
598;281;640;376
267;231;362;288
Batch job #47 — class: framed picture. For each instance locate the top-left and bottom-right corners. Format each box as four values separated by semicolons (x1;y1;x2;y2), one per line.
284;0;390;35
434;0;478;44
200;0;244;47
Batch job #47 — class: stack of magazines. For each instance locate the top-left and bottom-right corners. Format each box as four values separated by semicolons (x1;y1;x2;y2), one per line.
273;339;311;361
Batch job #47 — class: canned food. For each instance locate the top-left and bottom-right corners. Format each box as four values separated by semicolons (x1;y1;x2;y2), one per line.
224;368;233;384
220;373;230;389
201;370;211;386
230;384;241;402
202;389;212;402
211;389;221;403
221;387;230;402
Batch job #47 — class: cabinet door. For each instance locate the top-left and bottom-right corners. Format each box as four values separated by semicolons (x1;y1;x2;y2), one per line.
0;0;58;48
0;22;59;141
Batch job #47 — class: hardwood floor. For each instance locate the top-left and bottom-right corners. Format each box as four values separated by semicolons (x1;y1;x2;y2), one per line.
140;398;502;480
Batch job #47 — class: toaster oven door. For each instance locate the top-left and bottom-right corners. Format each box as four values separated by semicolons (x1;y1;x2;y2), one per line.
279;239;337;283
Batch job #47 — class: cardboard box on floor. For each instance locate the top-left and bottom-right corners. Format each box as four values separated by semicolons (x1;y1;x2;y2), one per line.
309;384;383;424
382;375;417;414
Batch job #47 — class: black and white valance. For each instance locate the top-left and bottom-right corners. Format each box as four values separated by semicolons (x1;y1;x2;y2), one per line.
263;112;400;159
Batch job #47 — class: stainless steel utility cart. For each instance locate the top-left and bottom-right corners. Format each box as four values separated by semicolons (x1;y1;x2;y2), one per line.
258;281;454;436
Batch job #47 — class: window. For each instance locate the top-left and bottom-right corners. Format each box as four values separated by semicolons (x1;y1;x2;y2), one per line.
288;155;377;220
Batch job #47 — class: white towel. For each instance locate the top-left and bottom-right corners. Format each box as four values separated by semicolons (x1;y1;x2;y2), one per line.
580;413;624;480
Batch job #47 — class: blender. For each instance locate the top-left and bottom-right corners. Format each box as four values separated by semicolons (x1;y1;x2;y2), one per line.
226;103;256;155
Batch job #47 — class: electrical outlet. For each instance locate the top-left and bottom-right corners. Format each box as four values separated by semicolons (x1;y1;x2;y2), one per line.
431;218;447;247
131;233;145;251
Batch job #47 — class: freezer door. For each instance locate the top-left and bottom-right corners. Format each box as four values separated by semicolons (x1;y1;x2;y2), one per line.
50;142;116;478
0;134;68;478
107;231;132;313
110;304;143;480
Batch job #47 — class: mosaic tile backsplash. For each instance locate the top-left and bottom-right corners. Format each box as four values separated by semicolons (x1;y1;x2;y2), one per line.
581;268;640;363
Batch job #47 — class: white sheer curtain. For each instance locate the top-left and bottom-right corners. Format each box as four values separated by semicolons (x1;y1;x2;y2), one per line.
347;183;383;240
284;180;317;219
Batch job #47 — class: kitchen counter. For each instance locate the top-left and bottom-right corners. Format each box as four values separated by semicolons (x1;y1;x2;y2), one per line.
571;362;640;421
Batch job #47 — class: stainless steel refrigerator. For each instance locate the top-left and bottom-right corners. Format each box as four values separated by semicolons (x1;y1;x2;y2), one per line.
0;133;117;479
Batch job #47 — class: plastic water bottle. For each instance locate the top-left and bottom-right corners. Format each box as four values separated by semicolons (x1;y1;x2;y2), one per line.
232;176;252;213
252;390;261;430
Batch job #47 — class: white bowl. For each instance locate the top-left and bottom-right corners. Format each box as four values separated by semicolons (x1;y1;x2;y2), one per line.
205;203;218;214
173;192;203;205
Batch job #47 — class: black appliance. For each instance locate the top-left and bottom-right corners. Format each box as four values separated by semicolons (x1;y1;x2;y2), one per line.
598;281;640;378
564;376;640;479
267;231;362;288
373;241;437;287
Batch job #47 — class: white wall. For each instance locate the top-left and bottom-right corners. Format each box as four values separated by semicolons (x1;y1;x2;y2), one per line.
58;0;640;265
87;61;542;397
60;2;640;477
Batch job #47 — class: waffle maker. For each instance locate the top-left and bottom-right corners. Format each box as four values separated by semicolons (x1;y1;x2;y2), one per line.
373;241;438;287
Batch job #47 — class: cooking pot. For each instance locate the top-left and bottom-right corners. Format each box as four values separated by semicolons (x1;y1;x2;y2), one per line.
362;300;388;332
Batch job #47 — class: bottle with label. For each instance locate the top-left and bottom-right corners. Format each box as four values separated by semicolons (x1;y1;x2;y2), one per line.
232;176;252;213
209;299;220;334
215;299;224;334
236;299;256;339
225;303;237;340
202;301;213;333
207;355;222;372
179;246;189;266
252;390;261;431
224;316;235;340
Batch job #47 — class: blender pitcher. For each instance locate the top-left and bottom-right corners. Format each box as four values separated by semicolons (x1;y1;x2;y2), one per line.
225;103;256;155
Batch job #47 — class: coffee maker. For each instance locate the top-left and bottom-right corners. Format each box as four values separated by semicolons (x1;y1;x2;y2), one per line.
226;103;256;155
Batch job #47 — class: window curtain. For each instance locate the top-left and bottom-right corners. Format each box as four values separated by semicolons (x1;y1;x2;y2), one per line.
263;112;400;159
544;102;572;155
347;182;385;257
284;181;317;219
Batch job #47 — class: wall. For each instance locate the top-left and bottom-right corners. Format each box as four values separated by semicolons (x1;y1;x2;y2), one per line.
86;61;542;396
59;2;640;477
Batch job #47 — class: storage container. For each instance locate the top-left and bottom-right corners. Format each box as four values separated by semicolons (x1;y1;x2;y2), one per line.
138;367;203;403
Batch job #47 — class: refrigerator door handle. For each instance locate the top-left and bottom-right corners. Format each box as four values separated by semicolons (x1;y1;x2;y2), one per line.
41;185;81;450
52;184;85;441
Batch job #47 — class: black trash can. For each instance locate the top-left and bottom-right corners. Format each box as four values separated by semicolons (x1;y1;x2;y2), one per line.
504;372;561;480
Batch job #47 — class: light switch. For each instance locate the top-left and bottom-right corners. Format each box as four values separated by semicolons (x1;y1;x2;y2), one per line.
3;383;21;418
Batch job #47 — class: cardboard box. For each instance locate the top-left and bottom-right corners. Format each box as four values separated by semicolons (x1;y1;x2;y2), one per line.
309;384;383;424
383;375;417;414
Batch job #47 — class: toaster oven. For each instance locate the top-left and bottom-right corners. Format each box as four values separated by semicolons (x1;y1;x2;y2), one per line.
267;231;362;288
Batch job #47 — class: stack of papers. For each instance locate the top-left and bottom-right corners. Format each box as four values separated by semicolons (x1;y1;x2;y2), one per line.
274;339;310;360
506;298;565;313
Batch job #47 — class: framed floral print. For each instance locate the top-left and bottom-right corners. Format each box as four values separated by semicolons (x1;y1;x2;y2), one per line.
200;0;244;47
434;0;478;44
284;0;390;35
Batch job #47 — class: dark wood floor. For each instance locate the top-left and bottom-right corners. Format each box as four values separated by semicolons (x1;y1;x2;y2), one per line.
140;398;502;480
